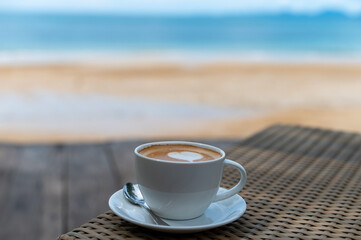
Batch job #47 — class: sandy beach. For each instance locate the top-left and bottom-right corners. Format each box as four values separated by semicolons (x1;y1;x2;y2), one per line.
1;61;361;143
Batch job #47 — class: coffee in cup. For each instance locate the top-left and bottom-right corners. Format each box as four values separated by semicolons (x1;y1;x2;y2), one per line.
138;144;222;162
135;141;247;220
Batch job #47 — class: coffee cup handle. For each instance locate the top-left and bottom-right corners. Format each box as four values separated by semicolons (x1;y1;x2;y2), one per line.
213;159;247;202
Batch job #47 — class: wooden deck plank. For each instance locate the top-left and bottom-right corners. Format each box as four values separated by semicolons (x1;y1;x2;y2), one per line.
40;145;64;240
66;144;117;231
0;146;62;240
108;140;145;188
0;145;20;213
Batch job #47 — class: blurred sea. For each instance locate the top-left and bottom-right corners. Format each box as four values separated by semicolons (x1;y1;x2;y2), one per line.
1;12;361;63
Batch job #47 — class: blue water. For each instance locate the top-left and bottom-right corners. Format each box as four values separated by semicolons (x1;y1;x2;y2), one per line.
0;12;361;56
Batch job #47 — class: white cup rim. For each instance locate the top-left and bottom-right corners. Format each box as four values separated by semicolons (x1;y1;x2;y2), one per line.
134;141;226;164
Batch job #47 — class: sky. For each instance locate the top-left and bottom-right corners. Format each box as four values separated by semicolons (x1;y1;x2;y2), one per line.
0;0;361;15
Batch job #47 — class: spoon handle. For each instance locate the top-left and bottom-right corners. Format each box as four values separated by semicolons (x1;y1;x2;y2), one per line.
142;205;169;225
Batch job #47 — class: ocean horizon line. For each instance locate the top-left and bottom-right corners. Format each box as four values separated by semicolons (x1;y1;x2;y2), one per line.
1;50;361;65
1;10;361;18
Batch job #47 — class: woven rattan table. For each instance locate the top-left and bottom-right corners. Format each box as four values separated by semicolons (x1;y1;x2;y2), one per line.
58;124;361;239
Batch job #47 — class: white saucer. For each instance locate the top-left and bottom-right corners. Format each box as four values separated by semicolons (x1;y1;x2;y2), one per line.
108;187;246;233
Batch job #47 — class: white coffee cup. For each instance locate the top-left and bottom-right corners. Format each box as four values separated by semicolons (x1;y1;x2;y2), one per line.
134;141;247;220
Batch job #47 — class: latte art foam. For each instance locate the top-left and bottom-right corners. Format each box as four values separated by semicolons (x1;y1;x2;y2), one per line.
168;151;203;162
139;144;221;162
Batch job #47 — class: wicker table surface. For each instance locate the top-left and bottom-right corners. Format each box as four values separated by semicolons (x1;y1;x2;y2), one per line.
58;124;361;239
